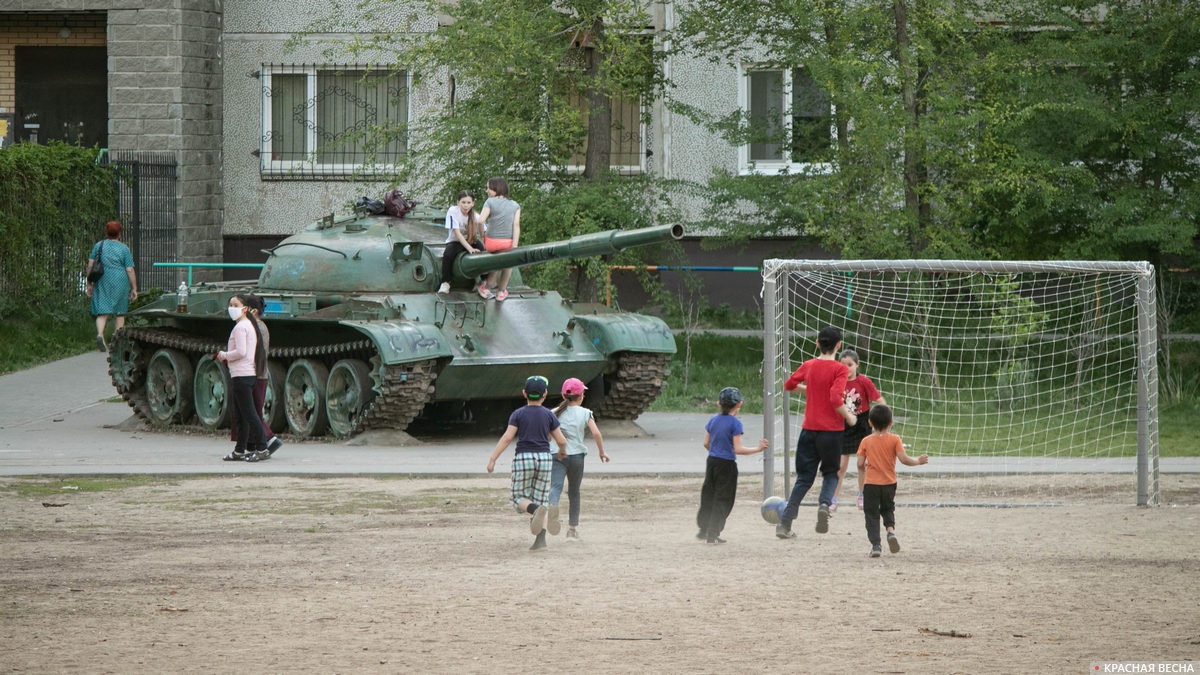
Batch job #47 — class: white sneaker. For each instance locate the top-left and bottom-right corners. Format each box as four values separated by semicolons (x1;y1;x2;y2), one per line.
530;505;548;534
437;282;450;294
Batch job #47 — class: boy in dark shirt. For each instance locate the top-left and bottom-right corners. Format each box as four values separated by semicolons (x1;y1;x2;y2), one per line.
487;376;569;550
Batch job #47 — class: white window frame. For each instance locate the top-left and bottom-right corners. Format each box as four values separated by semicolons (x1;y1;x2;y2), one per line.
260;64;410;178
737;64;834;176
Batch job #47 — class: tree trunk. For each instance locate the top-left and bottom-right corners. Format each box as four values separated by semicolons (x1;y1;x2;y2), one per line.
893;0;922;248
583;16;612;182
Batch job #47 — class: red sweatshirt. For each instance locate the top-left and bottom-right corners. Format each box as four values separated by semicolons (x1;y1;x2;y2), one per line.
784;358;849;431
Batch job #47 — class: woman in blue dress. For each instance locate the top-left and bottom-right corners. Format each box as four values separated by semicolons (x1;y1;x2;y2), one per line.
85;220;138;352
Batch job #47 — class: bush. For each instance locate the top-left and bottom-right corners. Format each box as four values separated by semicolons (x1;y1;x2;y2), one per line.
0;142;117;315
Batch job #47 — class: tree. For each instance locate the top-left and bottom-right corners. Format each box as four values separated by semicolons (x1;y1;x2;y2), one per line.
316;0;663;194
667;0;1200;267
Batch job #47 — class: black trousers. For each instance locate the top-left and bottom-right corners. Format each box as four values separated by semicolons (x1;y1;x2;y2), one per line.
862;482;898;546
697;456;739;538
230;375;266;453
440;239;482;284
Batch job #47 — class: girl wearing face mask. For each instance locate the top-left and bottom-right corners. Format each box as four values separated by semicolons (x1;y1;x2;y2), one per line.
216;294;268;462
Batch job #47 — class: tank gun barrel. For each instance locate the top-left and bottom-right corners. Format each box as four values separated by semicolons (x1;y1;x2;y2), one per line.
454;224;684;280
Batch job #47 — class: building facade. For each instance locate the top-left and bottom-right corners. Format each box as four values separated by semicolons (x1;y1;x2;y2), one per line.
1;2;787;305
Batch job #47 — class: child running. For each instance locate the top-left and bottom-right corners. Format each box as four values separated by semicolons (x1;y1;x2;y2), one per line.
834;349;885;513
548;378;609;540
856;404;928;557
487;376;568;551
696;387;769;544
777;326;857;539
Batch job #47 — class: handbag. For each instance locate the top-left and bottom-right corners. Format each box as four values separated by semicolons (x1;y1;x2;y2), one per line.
87;241;105;284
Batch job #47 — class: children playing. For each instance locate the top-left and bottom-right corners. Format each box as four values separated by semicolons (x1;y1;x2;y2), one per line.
549;378;609;540
486;375;568;550
696;387;769;544
856;404;928;557
777;326;857;539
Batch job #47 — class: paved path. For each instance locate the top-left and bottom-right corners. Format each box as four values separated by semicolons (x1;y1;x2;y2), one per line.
2;351;1197;477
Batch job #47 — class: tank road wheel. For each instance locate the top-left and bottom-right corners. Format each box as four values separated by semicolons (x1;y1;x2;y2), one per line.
108;329;146;394
326;359;376;438
145;348;195;425
263;360;288;434
285;358;330;437
193;355;232;430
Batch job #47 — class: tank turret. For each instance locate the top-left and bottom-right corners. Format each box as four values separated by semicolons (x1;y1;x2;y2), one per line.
106;209;683;440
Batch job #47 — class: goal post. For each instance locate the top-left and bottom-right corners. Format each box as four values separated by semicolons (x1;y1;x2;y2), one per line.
761;259;1159;507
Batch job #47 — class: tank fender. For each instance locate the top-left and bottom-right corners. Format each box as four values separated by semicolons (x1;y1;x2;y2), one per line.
340;320;454;365
570;314;677;357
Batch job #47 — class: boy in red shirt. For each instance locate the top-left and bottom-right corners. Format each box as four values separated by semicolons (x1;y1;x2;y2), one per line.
856;404;928;557
777;326;858;539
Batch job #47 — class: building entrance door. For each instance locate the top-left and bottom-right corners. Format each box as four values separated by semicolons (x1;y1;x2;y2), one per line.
14;46;107;147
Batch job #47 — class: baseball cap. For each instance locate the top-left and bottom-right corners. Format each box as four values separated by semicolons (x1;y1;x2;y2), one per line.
524;376;549;399
718;387;743;407
561;377;588;396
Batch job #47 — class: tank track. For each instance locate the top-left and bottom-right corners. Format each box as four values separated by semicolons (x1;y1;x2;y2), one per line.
108;326;439;437
590;351;672;420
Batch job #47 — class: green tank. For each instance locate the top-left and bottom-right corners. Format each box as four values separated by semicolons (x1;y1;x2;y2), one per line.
108;209;683;438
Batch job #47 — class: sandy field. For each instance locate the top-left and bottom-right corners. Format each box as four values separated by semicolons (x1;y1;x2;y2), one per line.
2;472;1198;674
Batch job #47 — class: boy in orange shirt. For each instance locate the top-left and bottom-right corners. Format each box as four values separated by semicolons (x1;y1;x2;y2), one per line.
856;404;928;557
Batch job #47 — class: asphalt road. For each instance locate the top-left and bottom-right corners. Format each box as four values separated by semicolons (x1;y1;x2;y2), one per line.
2;351;1196;478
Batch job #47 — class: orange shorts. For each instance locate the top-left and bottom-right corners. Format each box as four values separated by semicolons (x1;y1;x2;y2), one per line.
484;237;513;253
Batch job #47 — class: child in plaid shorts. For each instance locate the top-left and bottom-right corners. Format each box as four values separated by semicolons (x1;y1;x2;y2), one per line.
487;376;568;550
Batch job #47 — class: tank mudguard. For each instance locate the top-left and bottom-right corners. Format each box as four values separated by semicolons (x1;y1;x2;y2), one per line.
570;314;677;357
341;320;454;365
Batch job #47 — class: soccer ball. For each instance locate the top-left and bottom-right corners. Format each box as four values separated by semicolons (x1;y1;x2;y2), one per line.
761;496;786;525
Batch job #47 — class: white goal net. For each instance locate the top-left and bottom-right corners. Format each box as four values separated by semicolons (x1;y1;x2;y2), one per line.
761;260;1159;506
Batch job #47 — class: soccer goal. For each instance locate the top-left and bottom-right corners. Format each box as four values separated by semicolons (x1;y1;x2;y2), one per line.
761;260;1159;507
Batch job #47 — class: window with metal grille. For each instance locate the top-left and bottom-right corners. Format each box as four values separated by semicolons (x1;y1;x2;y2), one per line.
561;45;647;175
260;65;408;179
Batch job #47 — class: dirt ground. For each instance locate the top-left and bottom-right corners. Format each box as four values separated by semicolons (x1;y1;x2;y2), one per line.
2;472;1198;674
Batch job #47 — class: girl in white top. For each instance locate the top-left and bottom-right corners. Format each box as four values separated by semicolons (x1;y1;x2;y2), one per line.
548;377;609;539
438;190;485;294
217;294;268;462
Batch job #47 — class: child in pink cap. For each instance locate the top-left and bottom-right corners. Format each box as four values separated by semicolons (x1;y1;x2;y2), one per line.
548;377;609;540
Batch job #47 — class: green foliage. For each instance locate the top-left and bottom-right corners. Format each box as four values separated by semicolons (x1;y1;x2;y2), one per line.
648;334;766;414
0;142;117;312
518;176;692;303
668;0;1200;268
313;0;667;199
0;302;96;376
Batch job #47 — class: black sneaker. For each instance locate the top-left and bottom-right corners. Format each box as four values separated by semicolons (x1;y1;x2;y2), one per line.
706;537;727;545
267;437;283;455
696;529;708;541
243;451;264;463
776;523;797;539
530;529;547;551
869;545;882;558
816;504;830;533
223;451;247;462
96;335;107;353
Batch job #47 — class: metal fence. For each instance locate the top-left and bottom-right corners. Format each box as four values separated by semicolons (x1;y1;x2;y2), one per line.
102;150;178;291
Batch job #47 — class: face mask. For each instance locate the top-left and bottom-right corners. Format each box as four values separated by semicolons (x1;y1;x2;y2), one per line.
228;306;243;321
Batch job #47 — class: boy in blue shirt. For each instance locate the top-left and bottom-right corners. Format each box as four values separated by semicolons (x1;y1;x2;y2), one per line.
695;387;769;544
487;376;568;550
